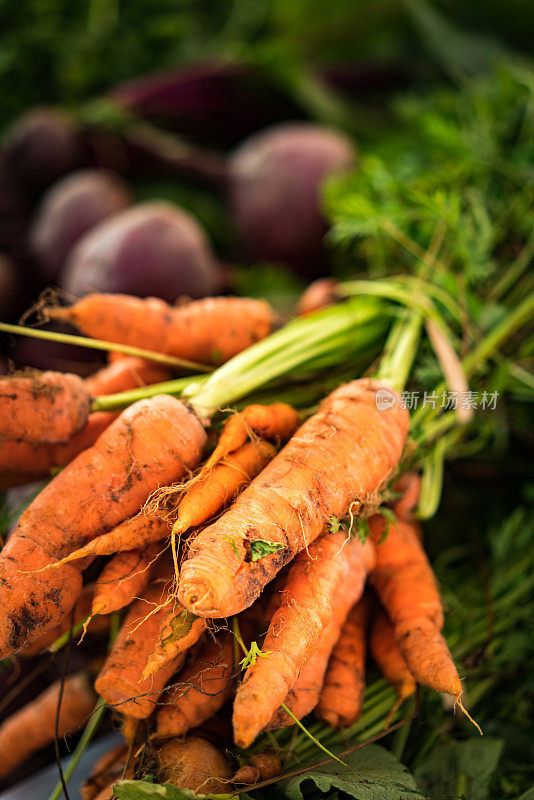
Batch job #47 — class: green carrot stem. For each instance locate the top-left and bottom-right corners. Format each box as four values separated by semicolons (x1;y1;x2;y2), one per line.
0;322;211;373
91;375;206;412
374;311;423;394
48;697;106;800
280;703;349;768
48;616;89;653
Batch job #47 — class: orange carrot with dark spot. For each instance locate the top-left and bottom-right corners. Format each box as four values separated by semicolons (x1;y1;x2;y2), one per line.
179;379;408;618
51;294;274;365
0;370;90;443
95;580;187;719
203;403;299;470
0;394;206;658
142;605;207;680
156;631;235;738
316;596;368;727
233;532;375;747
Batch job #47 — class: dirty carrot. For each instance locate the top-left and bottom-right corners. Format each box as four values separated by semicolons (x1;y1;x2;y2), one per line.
0;672;95;780
0;370;90;443
156;630;235;738
51;293;274;366
0;394;206;658
179;378;408;618
142;605;207;680
233;532;375;748
91;545;161;617
95;579;187;719
316;596;368;728
0;411;116;489
203;403;299;470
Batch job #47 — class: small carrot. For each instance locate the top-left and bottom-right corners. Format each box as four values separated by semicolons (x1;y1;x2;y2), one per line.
0;411;116;489
142;605;207;680
95;579;187;719
155;736;231;795
47;514;171;566
0;369;90;443
316;596;368;728
232;532;375;748
51;293;274;365
84;355;171;396
233;752;282;784
179;378;408;618
391;472;421;521
81;744;130;800
0;394;206;658
156;630;235;738
0;672;95;779
91;545;160;617
203;403;299;470
296;278;339;317
369;607;416;711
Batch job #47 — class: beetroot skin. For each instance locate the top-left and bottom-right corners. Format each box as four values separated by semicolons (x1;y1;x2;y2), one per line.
229;123;356;275
30;170;132;281
60;201;218;302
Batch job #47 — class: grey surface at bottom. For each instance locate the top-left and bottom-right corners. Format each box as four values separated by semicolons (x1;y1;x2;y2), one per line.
0;732;122;800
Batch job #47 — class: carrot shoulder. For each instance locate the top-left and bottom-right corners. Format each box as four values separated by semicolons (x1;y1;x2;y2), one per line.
0;394;206;658
52;294;274;365
178;378;408;618
0;370;90;443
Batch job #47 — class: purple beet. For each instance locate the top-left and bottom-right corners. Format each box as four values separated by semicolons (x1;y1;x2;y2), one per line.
229;123;356;276
60;201;218;302
30;170;132;281
3;108;86;196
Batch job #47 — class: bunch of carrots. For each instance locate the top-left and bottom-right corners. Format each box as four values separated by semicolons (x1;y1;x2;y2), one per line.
0;284;525;797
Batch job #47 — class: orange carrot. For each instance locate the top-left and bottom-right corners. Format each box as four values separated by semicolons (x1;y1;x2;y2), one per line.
142;605;207;680
51;294;274;365
91;545;160;617
81;744;131;800
0;672;95;779
21;583;110;655
369;607;416;709
391;472;421;521
95;580;187;718
296;278;339;317
156;631;235;738
179;378;408;618
203;403;299;470
0;394;206;658
316;597;368;728
233;532;375;748
0;370;90;443
0;411;117;488
233;752;282;784
369;509;464;704
84;356;171;396
155;736;231;794
48;514;171;566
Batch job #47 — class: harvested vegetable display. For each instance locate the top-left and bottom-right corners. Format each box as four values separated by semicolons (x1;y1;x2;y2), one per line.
0;17;533;799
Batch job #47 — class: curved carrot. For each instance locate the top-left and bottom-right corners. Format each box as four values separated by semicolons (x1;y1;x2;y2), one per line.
0;411;116;488
142;605;207;680
233;532;374;747
49;514;171;566
0;672;95;779
369;607;416;707
179;378;408;618
316;597;368;728
233;752;282;784
95;580;187;719
0;370;90;443
91;546;160;616
0;394;206;658
156;631;235;738
84;355;171;396
203;403;299;470
51;294;274;365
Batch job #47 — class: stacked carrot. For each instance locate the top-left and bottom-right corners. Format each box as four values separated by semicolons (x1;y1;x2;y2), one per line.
0;291;471;793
